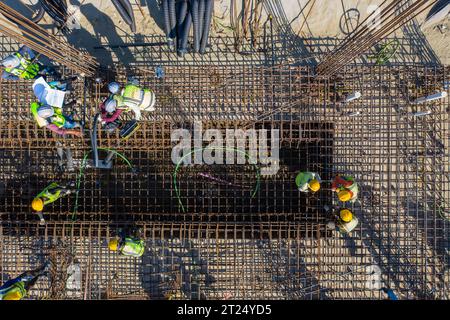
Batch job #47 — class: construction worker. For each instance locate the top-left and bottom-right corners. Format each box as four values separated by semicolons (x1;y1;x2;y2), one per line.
31;182;75;224
31;102;83;137
329;208;359;234
107;80;156;121
0;264;47;300
1;45;55;80
331;175;359;203
108;232;145;257
295;171;321;193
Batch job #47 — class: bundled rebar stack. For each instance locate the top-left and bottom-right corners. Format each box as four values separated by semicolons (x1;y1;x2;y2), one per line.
0;2;98;76
162;0;214;56
317;0;439;77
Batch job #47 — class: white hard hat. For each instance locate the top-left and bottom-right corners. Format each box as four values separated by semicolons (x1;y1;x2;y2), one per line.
108;82;121;94
104;98;117;113
2;55;20;68
37;105;54;118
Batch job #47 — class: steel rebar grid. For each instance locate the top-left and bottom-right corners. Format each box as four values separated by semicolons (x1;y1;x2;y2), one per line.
0;62;448;299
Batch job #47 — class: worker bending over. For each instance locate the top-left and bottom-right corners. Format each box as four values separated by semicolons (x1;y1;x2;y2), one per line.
1;45;55;80
108;233;145;257
295;171;321;193
32;182;75;224
107;80;156;121
0;264;47;300
328;208;359;234
332;175;358;202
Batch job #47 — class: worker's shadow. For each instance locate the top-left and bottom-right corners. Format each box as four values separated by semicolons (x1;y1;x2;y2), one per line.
67;1;135;67
139;239;214;299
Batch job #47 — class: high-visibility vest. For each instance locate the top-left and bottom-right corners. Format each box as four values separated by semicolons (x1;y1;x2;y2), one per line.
34;182;63;205
121;84;155;111
4;52;40;80
30;102;49;128
30;102;66;128
295;172;320;192
0;280;26;300
338;216;359;234
119;237;145;257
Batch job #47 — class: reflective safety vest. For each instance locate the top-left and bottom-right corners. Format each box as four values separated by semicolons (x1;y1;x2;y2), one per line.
338;216;359;234
121;84;156;111
119;237;145;257
4;52;40;80
34;182;63;205
0;280;26;300
295;172;320;192
30;102;66;128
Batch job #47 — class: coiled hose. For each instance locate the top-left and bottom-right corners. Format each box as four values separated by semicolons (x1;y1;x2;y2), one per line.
178;6;192;56
40;0;68;29
199;0;213;54
191;0;200;53
176;0;188;50
198;0;205;44
168;0;177;40
31;5;45;23
112;0;136;33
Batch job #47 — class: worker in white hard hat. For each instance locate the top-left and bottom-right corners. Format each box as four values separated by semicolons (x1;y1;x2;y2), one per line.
327;208;359;234
1;45;56;80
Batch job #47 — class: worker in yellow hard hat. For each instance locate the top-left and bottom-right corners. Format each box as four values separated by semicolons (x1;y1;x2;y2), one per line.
108;228;145;257
295;171;321;193
332;175;358;203
31;182;75;225
0;264;47;300
328;208;359;234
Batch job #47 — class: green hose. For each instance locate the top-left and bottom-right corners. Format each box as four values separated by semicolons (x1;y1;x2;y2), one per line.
71;148;134;221
173;146;261;213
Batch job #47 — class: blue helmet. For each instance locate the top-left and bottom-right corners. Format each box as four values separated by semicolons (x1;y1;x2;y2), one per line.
108;82;121;94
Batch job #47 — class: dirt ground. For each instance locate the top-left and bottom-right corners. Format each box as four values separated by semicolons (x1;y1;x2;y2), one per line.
5;0;450;65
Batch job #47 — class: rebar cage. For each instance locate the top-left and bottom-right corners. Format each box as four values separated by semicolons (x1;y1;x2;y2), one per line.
0;29;449;300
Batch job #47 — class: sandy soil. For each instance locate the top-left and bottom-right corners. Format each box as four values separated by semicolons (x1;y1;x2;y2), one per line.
5;0;450;65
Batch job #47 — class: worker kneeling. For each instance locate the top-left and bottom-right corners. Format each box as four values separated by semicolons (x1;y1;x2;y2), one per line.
108;235;145;257
31;102;83;137
328;208;359;234
295;171;321;193
332;175;358;203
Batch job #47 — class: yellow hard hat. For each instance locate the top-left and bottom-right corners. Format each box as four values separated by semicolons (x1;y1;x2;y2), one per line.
108;238;119;251
340;209;353;223
338;190;352;202
3;291;23;300
308;179;320;192
31;198;44;212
